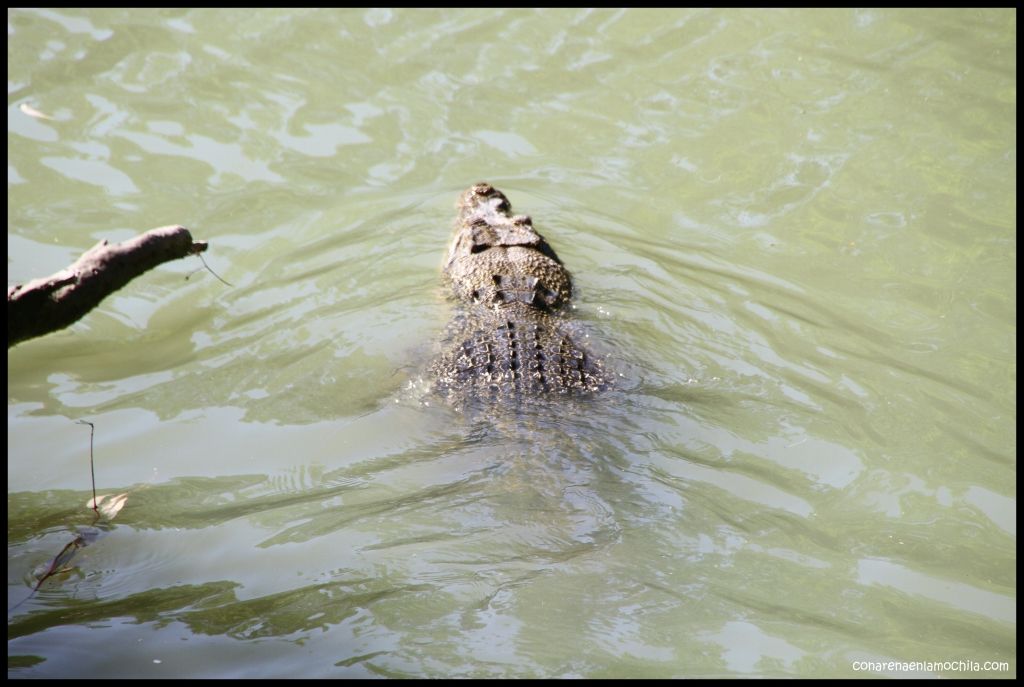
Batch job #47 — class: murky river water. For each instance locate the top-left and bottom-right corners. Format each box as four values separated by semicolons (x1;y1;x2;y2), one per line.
7;8;1015;678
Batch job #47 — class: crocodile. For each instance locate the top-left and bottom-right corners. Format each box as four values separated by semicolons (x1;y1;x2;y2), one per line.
430;183;607;403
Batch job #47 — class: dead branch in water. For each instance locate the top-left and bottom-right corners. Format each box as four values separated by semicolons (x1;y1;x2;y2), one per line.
7;225;210;348
10;420;127;612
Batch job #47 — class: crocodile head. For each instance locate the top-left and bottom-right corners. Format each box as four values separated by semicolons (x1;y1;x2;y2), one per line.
443;183;572;311
431;184;609;401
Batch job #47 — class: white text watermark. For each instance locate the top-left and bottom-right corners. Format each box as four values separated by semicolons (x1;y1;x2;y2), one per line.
852;660;1010;674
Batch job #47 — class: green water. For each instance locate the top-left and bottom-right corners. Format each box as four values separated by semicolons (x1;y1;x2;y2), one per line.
7;8;1015;678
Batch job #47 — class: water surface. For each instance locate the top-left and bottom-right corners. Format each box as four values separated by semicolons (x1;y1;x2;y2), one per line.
8;8;1016;678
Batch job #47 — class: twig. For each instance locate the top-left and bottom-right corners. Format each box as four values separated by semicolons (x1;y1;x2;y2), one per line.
186;251;233;287
76;420;98;512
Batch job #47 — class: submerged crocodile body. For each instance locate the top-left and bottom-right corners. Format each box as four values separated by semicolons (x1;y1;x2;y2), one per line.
430;183;607;402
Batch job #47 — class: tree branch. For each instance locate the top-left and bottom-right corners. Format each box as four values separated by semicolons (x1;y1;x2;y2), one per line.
7;225;209;348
